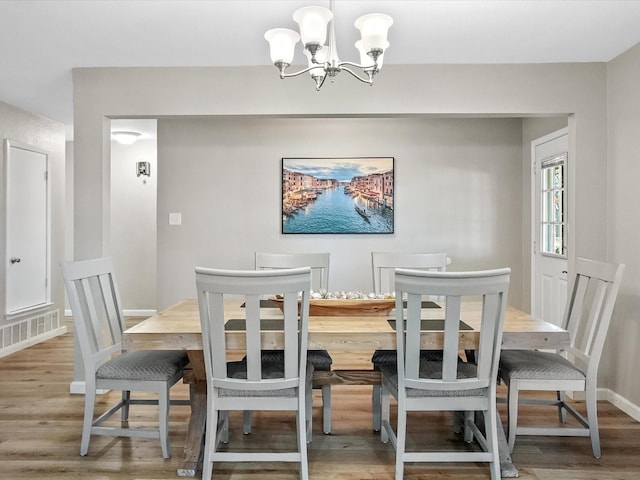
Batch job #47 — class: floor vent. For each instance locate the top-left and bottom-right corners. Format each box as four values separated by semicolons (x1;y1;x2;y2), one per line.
0;310;66;358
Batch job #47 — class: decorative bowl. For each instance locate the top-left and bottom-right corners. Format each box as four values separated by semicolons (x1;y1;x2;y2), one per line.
271;297;395;317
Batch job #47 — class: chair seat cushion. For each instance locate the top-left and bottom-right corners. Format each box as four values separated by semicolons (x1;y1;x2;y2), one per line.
499;350;586;382
96;350;189;381
380;360;485;397
305;350;332;371
245;349;332;371
371;349;445;369
218;361;314;397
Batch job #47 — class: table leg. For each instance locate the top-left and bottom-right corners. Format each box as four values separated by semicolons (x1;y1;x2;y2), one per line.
462;409;518;478
178;352;207;477
496;409;519;478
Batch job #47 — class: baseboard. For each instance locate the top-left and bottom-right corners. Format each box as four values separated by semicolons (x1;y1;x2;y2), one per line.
123;309;156;317
65;309;156;317
69;380;86;395
568;388;640;422
602;388;640;422
69;381;109;395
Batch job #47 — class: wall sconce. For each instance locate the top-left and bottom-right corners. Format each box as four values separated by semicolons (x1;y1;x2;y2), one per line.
112;130;141;145
136;161;151;177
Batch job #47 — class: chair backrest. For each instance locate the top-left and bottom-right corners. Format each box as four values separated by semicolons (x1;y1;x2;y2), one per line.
195;267;312;393
255;252;329;292
562;257;625;377
372;252;451;295
394;267;511;394
61;257;126;379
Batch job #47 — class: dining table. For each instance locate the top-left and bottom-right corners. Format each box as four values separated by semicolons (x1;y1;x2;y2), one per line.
122;297;569;478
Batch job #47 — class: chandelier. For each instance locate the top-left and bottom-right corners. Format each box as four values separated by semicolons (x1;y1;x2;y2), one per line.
264;0;393;90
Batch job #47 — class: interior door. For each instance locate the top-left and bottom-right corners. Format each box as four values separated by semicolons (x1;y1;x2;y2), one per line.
5;140;50;315
531;128;568;326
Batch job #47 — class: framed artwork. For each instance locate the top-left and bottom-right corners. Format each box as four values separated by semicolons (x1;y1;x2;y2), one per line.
282;157;394;234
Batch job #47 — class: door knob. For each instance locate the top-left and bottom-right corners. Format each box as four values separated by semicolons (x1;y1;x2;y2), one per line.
10;257;21;264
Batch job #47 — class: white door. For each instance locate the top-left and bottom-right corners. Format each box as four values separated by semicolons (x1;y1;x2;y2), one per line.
5;140;50;315
531;129;568;326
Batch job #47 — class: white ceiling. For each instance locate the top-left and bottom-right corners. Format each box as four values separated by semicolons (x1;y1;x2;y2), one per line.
2;0;640;134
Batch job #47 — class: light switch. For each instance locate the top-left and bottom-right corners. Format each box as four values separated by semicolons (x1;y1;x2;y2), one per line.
169;213;182;225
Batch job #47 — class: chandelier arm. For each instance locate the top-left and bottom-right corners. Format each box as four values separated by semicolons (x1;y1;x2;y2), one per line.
278;65;324;79
339;66;374;85
338;60;379;77
338;60;375;71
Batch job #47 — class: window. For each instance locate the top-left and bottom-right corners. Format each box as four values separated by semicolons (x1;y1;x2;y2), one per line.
540;153;566;257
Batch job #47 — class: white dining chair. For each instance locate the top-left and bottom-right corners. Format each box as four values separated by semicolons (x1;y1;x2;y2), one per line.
195;266;313;480
380;267;511;480
256;252;329;292
61;257;189;458
372;251;451;296
254;251;333;435
499;257;625;457
370;252;451;431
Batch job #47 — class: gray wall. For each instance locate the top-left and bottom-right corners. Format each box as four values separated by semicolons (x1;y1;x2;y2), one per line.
0;101;65;325
156;116;523;308
110;137;157;311
605;43;640;402
72;63;609;281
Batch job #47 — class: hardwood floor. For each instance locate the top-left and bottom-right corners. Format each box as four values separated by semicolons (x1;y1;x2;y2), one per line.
1;317;639;479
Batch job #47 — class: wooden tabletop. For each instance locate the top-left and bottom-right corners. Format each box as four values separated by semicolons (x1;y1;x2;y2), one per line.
122;297;569;353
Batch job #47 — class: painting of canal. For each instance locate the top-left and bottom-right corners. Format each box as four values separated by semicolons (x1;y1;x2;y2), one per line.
282;157;394;234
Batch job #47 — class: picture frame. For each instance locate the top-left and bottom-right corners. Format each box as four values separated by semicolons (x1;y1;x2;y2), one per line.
282;157;394;234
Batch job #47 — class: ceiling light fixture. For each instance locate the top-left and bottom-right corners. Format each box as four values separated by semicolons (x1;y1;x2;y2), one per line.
112;131;141;145
265;0;392;91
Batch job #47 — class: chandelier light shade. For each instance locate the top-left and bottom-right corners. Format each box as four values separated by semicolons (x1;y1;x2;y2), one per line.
293;6;333;52
265;0;392;90
354;14;393;54
264;28;300;65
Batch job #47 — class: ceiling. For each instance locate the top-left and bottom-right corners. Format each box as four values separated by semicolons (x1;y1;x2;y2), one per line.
2;0;640;137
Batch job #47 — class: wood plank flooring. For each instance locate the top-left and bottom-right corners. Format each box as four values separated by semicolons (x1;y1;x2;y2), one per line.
1;317;639;479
